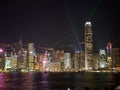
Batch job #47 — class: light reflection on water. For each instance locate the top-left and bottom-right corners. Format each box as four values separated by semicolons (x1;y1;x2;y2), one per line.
0;72;120;90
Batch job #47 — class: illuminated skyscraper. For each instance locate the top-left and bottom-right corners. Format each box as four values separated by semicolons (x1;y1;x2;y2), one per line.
99;49;107;68
64;53;71;69
17;48;27;70
106;41;112;56
84;22;93;70
0;48;4;70
18;35;23;50
106;41;112;68
28;43;35;71
112;48;120;68
42;50;49;72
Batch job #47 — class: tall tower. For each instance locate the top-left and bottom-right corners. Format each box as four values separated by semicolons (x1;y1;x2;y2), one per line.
64;53;71;69
112;48;120;68
106;41;112;68
99;49;107;68
28;43;35;71
18;35;23;50
84;22;93;70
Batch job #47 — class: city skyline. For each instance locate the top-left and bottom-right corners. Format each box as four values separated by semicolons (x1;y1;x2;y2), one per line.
0;0;120;53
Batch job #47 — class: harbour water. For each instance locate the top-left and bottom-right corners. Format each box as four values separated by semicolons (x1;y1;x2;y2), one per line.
0;72;120;90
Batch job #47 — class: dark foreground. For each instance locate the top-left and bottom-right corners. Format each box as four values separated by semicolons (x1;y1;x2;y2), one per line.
0;72;120;90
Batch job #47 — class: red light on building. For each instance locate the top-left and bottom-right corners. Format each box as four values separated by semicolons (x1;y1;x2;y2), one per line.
40;54;43;63
106;41;112;51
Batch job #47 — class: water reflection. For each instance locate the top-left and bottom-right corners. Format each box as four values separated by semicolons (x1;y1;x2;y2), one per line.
10;72;22;90
21;72;40;90
0;72;119;90
39;72;50;90
0;73;5;89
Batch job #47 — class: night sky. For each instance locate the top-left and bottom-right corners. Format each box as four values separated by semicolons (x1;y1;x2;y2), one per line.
0;0;120;53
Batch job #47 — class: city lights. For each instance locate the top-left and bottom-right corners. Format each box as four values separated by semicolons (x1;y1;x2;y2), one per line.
0;48;3;52
0;22;120;73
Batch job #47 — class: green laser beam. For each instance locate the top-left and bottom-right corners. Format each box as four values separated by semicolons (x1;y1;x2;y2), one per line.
49;0;102;48
88;0;101;21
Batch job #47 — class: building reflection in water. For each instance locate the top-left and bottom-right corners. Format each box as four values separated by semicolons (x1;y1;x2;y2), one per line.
21;72;40;90
0;72;119;90
0;73;5;89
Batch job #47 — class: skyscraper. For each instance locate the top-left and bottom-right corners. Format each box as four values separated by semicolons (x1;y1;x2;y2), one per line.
99;49;107;68
28;43;35;71
64;53;71;69
84;22;93;70
106;41;112;68
18;35;23;50
112;48;120;68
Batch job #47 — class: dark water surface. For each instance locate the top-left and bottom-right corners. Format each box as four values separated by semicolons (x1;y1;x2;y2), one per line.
0;72;120;90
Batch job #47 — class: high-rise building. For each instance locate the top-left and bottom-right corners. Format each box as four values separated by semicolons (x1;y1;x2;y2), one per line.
17;48;27;70
72;51;85;71
0;48;5;70
72;51;80;71
42;50;49;72
84;22;93;70
92;54;99;69
106;41;112;68
28;43;35;71
112;48;120;68
99;49;107;68
64;53;71;69
18;36;23;51
11;52;18;70
4;56;11;70
79;52;85;70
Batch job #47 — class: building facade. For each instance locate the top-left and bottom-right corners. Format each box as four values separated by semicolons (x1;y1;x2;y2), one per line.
28;43;35;71
84;22;93;70
106;41;112;68
64;53;71;70
112;48;120;68
99;49;107;68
